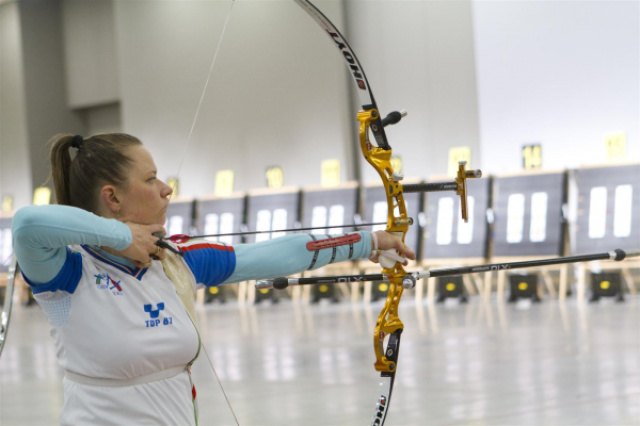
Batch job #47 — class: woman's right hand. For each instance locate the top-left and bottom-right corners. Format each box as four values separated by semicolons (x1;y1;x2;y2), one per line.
119;223;167;266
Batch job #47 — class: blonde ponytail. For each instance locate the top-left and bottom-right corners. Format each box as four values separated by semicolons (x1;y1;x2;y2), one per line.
48;133;142;213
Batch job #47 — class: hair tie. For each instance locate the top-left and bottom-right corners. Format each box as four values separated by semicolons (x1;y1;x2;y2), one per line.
71;135;84;149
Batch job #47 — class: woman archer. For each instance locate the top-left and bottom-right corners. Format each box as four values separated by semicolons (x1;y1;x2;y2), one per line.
11;132;415;425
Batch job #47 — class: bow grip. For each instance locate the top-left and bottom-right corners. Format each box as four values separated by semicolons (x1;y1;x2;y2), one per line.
379;231;404;269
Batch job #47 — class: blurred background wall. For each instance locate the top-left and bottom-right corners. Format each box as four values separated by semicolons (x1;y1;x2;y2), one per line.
0;0;637;208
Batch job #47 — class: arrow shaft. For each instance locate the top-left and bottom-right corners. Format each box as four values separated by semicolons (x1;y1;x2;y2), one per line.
256;249;639;288
427;250;634;278
168;221;386;241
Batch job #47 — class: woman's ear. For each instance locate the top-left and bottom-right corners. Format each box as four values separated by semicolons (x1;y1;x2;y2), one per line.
100;184;121;217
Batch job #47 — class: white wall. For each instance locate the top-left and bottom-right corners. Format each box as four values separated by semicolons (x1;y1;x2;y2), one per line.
346;0;481;182
62;0;119;109
112;0;481;194
1;0;638;207
114;0;354;197
473;0;640;174
19;0;86;189
0;2;32;209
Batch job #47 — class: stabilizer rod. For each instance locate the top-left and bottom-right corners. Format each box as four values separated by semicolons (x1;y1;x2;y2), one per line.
256;248;640;290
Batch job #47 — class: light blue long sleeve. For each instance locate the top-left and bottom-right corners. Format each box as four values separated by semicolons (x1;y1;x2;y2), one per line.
12;205;132;284
12;204;374;287
224;232;372;284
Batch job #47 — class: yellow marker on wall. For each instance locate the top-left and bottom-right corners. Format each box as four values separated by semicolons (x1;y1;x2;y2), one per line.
1;195;13;212
605;132;626;161
390;156;403;176
321;159;340;187
265;166;284;188
167;177;180;197
33;187;51;205
522;144;542;169
448;147;471;176
215;170;235;196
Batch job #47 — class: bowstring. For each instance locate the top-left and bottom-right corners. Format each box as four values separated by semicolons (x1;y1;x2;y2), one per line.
171;1;240;424
200;341;240;425
171;0;237;199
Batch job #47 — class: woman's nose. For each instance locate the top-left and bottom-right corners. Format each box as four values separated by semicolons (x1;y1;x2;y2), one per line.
161;180;174;197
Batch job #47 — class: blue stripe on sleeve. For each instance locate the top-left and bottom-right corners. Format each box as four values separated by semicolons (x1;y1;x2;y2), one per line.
180;242;236;287
25;249;83;295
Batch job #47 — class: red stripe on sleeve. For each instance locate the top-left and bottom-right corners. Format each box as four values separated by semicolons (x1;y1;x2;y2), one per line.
179;243;235;253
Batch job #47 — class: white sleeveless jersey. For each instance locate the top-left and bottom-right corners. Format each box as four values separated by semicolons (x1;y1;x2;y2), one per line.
33;245;202;425
13;203;372;425
25;231;365;424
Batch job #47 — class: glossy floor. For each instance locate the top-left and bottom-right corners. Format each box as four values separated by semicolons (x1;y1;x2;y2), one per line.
1;295;638;425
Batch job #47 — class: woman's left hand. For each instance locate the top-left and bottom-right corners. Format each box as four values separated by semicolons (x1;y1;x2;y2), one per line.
370;230;416;265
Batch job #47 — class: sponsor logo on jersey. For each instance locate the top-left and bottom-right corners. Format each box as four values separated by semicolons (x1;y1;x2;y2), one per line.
94;273;109;289
143;302;173;328
94;273;124;295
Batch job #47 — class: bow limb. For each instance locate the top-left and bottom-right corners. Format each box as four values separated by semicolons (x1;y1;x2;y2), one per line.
292;0;390;149
175;1;406;424
0;260;18;358
293;2;408;425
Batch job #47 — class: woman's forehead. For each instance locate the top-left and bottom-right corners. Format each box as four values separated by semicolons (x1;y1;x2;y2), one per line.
127;145;157;172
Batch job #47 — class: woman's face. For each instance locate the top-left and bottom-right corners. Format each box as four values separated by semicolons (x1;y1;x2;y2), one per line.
117;145;173;226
